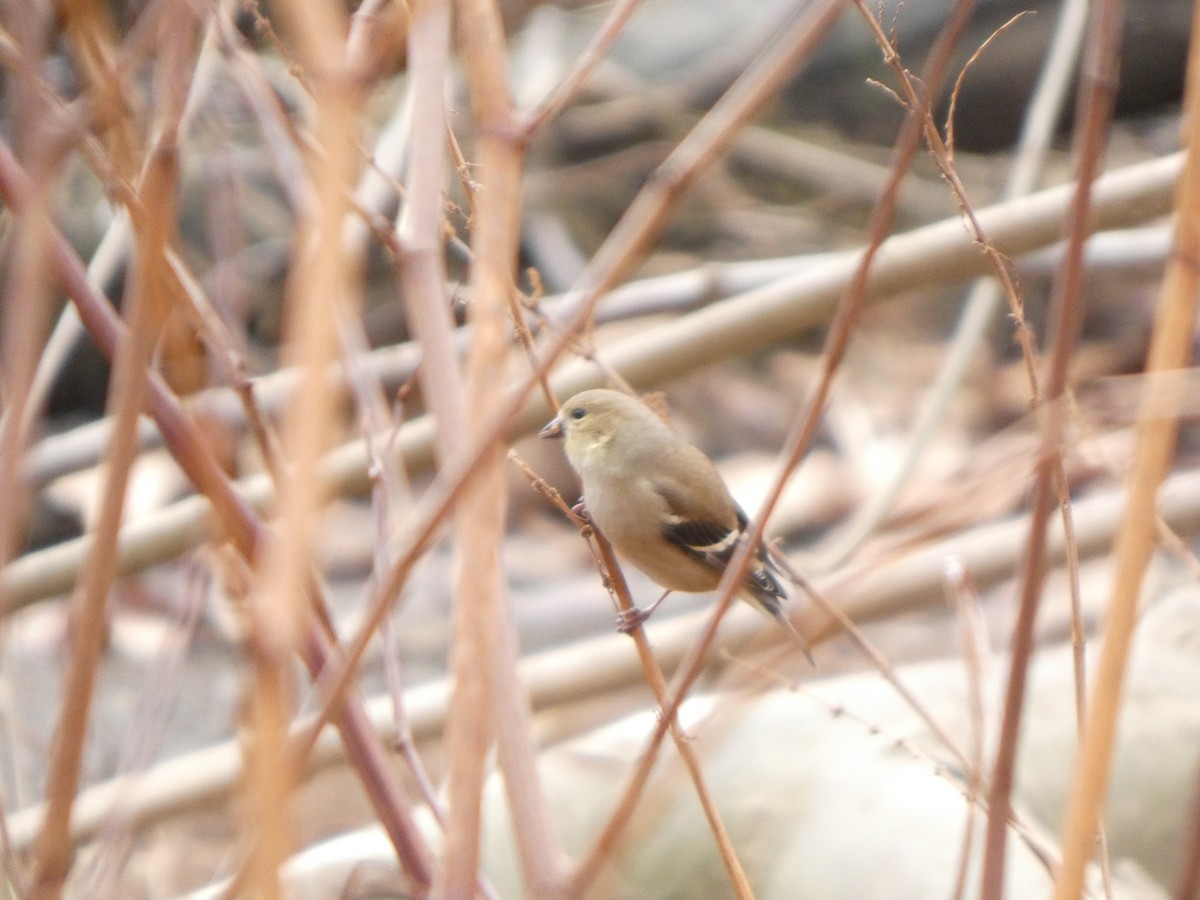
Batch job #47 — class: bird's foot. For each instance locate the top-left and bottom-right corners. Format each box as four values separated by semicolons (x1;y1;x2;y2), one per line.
615;590;671;634
616;606;651;634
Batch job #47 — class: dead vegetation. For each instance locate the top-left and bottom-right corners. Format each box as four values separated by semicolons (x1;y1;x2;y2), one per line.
0;0;1198;897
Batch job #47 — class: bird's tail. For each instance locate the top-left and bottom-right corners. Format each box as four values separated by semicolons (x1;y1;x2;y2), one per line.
744;560;815;665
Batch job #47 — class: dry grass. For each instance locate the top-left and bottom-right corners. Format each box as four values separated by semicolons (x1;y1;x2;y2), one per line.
0;0;1197;898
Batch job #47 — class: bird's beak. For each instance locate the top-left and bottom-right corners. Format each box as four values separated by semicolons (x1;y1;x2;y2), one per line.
539;414;564;439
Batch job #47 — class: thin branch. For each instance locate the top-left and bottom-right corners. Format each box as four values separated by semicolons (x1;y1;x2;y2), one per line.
1051;0;1200;896
285;0;851;839
441;0;563;892
29;4;198;893
2;150;1183;617
0;131;438;895
518;0;646;137
814;0;1090;566
586;4;988;873
983;0;1127;892
9;462;1200;857
513;452;753;898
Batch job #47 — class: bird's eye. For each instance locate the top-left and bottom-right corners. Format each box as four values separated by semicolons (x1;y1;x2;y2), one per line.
570;407;586;420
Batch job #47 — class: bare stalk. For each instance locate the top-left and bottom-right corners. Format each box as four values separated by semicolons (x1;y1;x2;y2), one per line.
818;0;1091;567
4;152;1181;617
981;0;1126;893
440;0;564;892
28;5;199;894
241;0;370;890
518;0;646;137
514;454;752;898
0;135;438;893
1051;1;1200;896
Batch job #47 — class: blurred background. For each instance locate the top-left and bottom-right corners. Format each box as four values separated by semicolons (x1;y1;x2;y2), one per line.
0;0;1197;897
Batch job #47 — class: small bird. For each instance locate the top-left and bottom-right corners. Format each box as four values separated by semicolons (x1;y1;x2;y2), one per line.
540;388;806;642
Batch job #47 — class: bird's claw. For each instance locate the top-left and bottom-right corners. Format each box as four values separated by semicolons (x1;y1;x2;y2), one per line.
616;606;651;634
571;500;591;523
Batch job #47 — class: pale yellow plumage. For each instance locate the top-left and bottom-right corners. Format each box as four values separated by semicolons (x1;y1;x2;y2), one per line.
540;388;803;635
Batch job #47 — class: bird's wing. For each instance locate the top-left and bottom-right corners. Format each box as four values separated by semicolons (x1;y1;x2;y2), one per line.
653;474;736;556
654;479;786;602
661;515;740;559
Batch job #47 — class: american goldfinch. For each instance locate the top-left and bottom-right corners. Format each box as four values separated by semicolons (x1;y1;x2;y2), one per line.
540;388;803;636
